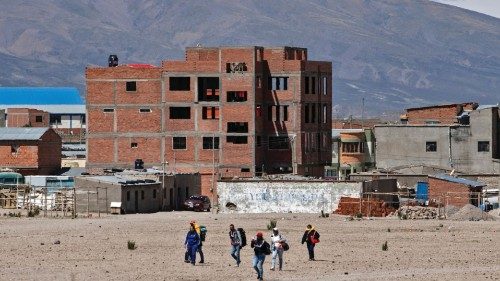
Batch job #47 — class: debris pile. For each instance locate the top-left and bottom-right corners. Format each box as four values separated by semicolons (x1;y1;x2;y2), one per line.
449;204;496;221
391;206;439;219
334;197;396;217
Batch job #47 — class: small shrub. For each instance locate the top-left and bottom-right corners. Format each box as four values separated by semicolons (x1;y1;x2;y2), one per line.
401;214;408;220
127;240;136;250
387;228;391;233
320;210;330;218
267;219;277;230
355;212;363;219
27;211;35;217
382;241;388;251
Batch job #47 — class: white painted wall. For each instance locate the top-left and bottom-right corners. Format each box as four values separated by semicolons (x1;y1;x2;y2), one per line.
217;181;361;213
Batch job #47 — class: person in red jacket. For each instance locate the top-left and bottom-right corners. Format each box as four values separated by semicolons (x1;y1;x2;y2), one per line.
301;224;320;261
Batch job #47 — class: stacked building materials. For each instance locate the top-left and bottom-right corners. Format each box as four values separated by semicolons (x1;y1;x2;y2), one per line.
334;196;396;217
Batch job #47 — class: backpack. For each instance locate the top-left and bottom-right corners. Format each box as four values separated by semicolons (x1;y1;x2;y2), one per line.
281;241;290;251
237;228;247;248
264;242;271;255
200;225;207;242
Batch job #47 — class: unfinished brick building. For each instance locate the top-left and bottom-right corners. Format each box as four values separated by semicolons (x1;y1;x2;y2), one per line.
86;46;332;195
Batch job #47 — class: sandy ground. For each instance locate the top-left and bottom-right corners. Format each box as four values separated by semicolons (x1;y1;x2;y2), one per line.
0;211;499;281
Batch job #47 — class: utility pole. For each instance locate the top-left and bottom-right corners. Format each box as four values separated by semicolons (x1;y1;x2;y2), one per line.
361;97;365;128
162;161;168;210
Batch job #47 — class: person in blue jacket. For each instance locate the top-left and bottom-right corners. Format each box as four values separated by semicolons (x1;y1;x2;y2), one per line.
184;224;200;265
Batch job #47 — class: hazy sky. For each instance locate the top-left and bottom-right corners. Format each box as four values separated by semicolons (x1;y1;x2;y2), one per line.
432;0;500;18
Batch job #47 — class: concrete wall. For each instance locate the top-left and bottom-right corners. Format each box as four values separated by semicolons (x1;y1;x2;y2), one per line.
0;109;5;127
75;177;162;213
217;180;361;213
375;111;500;174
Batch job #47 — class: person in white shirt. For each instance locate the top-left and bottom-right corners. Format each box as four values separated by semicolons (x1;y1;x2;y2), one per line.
270;227;286;271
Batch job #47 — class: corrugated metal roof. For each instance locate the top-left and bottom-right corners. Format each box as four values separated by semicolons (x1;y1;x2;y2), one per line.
431;174;485;188
0;87;83;105
2;104;85;114
0;127;49;140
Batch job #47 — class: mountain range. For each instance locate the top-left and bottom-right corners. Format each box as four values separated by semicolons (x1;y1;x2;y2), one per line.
0;0;499;117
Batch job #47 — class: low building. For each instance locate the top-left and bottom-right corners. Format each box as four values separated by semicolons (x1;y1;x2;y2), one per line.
0;128;61;175
74;170;201;213
428;174;485;207
5;108;50;127
0;87;86;143
75;176;162;214
375;105;500;174
326;129;375;180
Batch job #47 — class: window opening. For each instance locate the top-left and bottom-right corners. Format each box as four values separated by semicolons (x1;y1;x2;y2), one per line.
169;107;190;119
173;137;187;149
169;77;190;91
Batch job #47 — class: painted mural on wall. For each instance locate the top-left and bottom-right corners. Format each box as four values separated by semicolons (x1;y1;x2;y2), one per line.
218;181;361;213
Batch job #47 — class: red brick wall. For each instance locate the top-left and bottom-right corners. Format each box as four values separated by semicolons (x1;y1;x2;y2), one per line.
406;103;475;125
38;129;62;174
87;138;114;164
7;108;49;127
428;177;472;207
0;129;61;175
0;141;38;168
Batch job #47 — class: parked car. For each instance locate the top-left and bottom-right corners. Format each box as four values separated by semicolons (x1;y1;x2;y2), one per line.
184;195;211;212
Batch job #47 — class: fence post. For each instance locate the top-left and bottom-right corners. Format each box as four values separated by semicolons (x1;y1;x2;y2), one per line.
97;187;100;218
87;190;90;217
72;187;76;219
44;188;47;217
105;187;108;215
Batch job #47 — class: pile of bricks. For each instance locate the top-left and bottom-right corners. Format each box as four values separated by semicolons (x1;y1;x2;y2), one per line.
334;196;396;217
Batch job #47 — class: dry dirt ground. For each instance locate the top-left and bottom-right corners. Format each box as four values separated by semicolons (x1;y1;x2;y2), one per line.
0;211;499;281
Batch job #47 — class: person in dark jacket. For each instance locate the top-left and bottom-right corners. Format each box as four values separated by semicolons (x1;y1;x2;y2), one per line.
251;232;270;281
301;224;320;261
184;224;200;265
229;224;242;266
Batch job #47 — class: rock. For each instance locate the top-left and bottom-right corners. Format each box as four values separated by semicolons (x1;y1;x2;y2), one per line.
53;240;61;245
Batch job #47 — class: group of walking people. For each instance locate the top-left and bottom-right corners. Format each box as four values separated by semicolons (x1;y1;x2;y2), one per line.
184;221;320;281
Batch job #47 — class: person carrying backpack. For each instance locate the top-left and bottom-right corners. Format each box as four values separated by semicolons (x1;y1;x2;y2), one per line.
184;220;205;263
270;227;287;271
251;232;271;281
184;224;200;265
229;224;242;266
301;224;320;261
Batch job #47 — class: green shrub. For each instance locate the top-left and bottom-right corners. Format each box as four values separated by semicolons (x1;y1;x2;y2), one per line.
127;240;136;250
267;219;277;230
382;241;388;251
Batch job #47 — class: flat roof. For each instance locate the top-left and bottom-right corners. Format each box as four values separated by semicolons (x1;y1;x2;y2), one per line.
1;104;85;114
406;102;475;111
0;127;49;140
430;174;485;188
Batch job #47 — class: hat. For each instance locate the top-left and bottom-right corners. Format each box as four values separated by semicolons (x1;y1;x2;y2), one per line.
256;232;263;237
273;227;279;231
